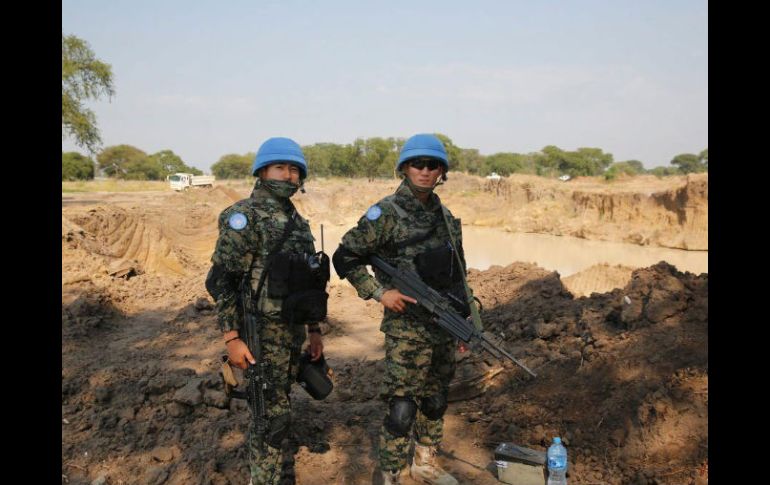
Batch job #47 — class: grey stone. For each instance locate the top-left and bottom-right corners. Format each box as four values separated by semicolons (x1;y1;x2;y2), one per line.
91;476;107;485
194;297;213;311
93;387;112;403
173;378;203;406
203;390;230;409
151;446;174;463
166;402;192;418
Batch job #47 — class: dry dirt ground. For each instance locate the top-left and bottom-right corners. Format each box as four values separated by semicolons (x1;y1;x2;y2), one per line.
62;175;707;485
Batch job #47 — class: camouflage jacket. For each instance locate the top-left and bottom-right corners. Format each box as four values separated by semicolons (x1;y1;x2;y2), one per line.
206;181;316;332
337;180;472;342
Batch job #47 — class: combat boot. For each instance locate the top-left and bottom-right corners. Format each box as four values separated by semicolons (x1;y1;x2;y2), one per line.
381;469;402;485
410;443;459;485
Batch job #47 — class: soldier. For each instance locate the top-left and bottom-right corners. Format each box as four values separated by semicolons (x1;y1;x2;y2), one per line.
333;134;472;485
205;137;328;485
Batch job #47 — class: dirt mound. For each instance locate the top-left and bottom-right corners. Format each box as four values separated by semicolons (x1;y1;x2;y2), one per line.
61;259;707;485
451;261;708;485
64;205;220;277
62;284;123;339
562;263;636;297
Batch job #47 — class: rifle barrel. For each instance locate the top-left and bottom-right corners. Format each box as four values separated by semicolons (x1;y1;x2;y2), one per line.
369;255;536;378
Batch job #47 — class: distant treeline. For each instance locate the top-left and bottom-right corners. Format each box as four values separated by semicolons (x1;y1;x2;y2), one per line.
62;146;202;181
62;134;707;181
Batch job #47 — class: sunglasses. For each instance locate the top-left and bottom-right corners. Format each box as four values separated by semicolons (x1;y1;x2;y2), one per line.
409;158;442;171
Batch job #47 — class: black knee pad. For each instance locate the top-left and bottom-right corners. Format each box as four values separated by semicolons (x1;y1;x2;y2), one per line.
420;394;448;421
384;397;417;437
266;413;291;448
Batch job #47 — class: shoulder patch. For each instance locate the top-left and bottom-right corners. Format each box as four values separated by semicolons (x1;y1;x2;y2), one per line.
228;212;248;230
365;205;382;221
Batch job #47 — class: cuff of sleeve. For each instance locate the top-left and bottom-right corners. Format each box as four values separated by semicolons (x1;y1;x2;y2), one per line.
217;313;241;333
371;287;386;302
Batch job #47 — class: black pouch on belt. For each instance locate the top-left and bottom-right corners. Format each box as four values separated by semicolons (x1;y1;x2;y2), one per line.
266;253;292;298
281;289;328;325
414;244;457;290
280;252;330;325
415;245;471;317
296;351;333;400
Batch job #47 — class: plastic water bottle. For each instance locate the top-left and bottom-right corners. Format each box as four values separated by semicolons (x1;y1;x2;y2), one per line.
547;437;568;485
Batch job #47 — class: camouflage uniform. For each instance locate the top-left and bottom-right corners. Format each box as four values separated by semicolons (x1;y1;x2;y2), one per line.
206;179;316;484
335;180;469;472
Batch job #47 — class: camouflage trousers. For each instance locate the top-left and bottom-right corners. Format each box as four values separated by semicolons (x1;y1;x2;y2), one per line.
378;333;457;472
243;316;305;485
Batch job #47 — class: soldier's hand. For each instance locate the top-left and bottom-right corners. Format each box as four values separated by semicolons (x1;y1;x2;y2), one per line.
226;339;256;370
380;289;418;313
307;333;324;361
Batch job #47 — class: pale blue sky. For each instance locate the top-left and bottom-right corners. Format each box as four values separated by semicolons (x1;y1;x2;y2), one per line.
62;1;707;172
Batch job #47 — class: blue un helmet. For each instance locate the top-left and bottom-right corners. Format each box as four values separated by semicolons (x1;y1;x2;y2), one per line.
396;134;449;172
252;137;308;178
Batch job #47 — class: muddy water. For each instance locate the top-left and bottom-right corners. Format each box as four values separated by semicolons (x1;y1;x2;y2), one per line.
461;227;707;276
313;225;708;279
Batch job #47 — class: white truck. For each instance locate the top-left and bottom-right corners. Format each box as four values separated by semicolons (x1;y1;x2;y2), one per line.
169;173;215;191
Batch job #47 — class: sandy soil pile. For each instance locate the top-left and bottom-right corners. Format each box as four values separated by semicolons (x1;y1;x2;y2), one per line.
562;264;636;297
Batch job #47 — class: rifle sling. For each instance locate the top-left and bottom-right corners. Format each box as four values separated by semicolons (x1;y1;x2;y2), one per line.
438;205;483;331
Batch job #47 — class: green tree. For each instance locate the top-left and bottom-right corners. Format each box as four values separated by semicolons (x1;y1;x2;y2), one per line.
97;145;149;178
303;143;358;178
123;157;164;180
648;166;679;177
332;143;361;177
671;153;705;174
434;134;461;172
62;152;95;180
456;148;484;174
62;34;115;154
623;160;645;173
483;152;531;176
537;145;566;177
604;160;644;180
302;144;332;177
211;153;253;179
361;137;398;180
699;148;708;169
150;150;202;177
571;147;614;176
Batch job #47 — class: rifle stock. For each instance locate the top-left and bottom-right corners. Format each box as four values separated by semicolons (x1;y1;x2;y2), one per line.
369;256;536;377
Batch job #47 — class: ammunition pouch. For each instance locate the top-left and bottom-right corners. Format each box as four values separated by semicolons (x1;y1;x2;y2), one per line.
281;289;329;325
266;251;330;324
414;244;462;289
414;245;470;317
296;351;334;400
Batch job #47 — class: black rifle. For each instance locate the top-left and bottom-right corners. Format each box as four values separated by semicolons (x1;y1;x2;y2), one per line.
369;255;537;377
239;277;268;449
